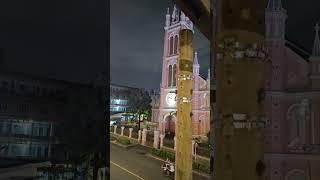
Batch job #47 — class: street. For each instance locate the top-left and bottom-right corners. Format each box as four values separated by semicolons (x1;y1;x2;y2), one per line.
110;143;210;180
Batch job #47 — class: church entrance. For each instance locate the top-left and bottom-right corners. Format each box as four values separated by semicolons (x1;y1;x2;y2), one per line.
164;115;175;137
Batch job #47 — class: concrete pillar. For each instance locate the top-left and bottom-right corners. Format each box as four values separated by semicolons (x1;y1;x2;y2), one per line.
192;140;195;155
142;128;147;146
129;128;133;138
153;130;160;149
138;130;142;143
121;126;125;136
194;142;198;161
160;134;165;148
174;136;177;150
114;125;117;134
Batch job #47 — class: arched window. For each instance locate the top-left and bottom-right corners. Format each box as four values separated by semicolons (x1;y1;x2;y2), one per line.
172;64;177;86
174;36;178;54
168;65;172;87
169;36;174;55
287;104;307;145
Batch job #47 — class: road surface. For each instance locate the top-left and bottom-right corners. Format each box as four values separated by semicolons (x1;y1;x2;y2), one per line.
110;143;210;180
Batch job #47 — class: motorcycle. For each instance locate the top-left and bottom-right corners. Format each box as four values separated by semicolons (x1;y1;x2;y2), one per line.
161;159;174;179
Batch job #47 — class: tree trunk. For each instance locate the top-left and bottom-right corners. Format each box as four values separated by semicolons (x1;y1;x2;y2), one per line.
138;113;141;130
93;165;98;180
93;154;99;180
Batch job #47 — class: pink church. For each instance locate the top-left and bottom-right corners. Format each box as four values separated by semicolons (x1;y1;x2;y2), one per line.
151;5;210;138
263;0;320;179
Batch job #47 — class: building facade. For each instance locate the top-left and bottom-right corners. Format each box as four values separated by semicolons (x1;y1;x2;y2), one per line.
0;70;105;167
109;84;139;115
263;1;320;179
151;5;210;137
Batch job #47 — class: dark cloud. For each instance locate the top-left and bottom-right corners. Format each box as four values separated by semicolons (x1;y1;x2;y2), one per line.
111;0;318;89
0;0;106;83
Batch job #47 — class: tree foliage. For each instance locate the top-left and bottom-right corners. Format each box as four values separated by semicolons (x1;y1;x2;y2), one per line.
60;80;107;180
126;88;152;128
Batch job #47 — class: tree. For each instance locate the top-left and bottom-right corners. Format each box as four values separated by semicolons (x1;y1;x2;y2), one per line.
127;88;152;130
60;78;107;180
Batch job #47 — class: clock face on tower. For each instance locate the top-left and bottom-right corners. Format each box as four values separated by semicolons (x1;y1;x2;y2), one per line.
166;93;176;106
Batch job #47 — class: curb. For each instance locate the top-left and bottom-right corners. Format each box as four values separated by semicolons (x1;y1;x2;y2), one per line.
111;140;136;148
145;154;211;179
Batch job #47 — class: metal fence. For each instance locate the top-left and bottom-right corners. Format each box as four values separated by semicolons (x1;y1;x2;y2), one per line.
163;138;174;148
146;133;154;147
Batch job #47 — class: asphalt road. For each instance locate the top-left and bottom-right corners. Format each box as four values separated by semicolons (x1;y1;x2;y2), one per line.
110;143;210;180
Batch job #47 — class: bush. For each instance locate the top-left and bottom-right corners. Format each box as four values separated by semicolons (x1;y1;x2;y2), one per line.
117;138;130;145
193;161;210;174
151;149;175;162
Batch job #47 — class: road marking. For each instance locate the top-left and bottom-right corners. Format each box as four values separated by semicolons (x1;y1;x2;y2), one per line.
110;161;145;180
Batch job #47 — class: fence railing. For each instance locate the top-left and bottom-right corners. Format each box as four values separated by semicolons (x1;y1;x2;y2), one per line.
110;126;211;160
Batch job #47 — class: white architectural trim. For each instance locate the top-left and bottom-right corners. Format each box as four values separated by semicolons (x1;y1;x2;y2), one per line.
265;91;320;98
167;59;177;66
285;169;307;180
310;75;320;79
163;113;176;123
165;55;179;60
264;153;320;160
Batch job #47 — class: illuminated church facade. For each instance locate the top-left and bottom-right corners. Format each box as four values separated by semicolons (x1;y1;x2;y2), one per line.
151;5;211;138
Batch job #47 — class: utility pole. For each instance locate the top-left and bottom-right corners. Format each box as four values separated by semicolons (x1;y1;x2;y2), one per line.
175;29;193;180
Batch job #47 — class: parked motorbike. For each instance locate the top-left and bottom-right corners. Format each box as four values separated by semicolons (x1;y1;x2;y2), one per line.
161;159;174;179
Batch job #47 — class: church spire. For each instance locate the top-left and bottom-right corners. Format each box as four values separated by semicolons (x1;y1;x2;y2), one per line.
165;7;170;27
193;51;199;75
193;51;199;65
267;0;283;11
312;23;320;56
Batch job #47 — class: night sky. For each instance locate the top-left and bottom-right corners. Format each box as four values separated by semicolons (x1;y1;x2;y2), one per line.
110;0;210;89
0;1;318;88
0;0;107;84
111;0;320;89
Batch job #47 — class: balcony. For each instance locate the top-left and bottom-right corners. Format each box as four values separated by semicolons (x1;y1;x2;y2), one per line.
0;87;68;103
0;133;60;143
288;144;320;154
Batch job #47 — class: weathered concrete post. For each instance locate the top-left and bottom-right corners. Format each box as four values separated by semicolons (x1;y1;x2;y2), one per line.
121;126;125;136
175;29;193;180
114;125;117;134
192;140;195;156
129;128;133;138
174;136;177;150
142;128;147;146
153;130;160;149
160;134;165;149
138;130;142;143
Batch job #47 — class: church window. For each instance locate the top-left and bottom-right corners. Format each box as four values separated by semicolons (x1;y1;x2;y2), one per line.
168;65;172;87
169;36;174;55
174;35;178;54
287;104;306;144
172;64;177;86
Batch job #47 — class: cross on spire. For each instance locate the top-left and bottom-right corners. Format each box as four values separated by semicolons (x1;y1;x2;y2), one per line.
312;22;320;56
